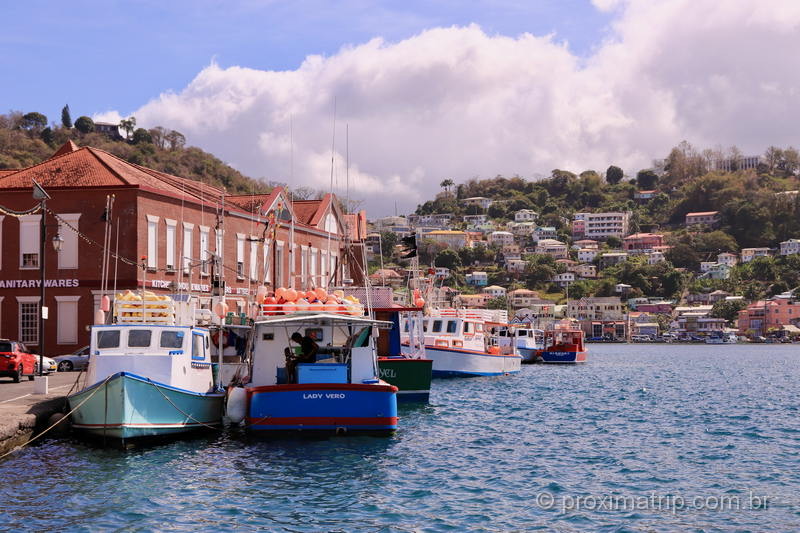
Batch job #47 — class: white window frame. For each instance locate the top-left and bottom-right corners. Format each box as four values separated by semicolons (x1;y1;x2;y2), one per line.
199;225;210;276
55;295;80;345
16;296;40;346
262;239;271;285
276;241;285;287
165;218;177;271
183;222;194;274
236;233;245;279
146;215;159;269
56;213;81;270
19;214;41;269
310;248;318;287
249;235;259;281
300;245;308;287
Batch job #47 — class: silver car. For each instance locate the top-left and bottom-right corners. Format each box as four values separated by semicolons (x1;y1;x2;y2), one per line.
53;346;90;372
34;355;58;374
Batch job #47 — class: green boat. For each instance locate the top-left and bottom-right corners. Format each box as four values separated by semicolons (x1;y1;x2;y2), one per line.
378;357;432;401
374;307;432;402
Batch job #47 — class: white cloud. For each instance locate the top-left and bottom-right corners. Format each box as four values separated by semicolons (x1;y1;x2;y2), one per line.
127;1;800;215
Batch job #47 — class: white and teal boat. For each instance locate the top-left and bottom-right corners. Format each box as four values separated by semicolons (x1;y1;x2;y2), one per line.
68;296;225;442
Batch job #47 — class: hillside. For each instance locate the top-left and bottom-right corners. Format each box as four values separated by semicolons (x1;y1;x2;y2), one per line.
0;109;267;195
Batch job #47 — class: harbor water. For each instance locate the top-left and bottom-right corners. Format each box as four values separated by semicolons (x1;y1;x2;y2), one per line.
2;343;799;531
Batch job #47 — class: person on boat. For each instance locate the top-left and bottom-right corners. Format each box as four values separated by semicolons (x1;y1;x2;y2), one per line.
285;332;319;383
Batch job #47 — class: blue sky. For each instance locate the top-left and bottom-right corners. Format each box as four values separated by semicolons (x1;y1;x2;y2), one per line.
0;0;612;125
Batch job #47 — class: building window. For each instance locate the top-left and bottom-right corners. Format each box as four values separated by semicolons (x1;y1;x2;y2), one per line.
262;240;271;285
146;215;159;269
165;219;177;270
236;234;245;278
249;237;259;281
55;296;80;345
276;242;284;287
56;213;81;269
310;248;318;287
199;226;210;275
300;246;308;286
19;215;41;269
183;223;194;274
17;297;40;345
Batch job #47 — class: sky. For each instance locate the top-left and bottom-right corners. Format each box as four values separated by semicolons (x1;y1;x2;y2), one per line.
2;0;799;216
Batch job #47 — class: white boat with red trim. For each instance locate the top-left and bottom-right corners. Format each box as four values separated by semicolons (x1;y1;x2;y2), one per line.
400;308;521;377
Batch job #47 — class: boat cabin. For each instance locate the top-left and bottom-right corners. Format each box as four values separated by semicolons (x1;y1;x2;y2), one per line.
543;328;585;352
86;324;215;393
249;313;392;387
401;315;487;352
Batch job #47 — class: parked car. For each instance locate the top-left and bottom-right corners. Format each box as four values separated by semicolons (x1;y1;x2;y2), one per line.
34;355;58;374
53;346;90;372
0;339;37;382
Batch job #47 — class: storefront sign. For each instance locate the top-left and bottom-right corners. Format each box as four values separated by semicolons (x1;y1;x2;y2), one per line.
150;279;212;293
0;279;79;289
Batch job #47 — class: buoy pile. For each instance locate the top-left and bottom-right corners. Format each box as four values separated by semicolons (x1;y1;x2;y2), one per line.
114;290;175;322
258;287;363;317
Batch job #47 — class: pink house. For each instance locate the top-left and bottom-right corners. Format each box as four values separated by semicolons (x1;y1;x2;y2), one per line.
623;233;665;252
738;297;800;336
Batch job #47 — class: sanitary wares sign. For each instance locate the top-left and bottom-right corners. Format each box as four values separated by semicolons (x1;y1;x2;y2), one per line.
0;279;79;288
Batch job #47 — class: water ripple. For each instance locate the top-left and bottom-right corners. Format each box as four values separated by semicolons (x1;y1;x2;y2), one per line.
1;344;799;531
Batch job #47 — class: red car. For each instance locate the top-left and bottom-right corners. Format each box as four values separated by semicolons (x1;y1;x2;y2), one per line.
0;339;37;383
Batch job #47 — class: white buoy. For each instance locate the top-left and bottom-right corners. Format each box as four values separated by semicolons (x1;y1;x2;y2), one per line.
225;387;247;425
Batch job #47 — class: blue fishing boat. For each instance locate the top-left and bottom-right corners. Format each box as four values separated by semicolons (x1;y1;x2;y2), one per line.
235;311;398;435
68;293;225;441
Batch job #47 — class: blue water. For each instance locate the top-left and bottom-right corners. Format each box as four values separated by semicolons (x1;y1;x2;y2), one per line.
2;344;800;531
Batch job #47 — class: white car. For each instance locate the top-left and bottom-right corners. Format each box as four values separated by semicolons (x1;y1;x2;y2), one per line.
34;355;58;374
53;346;90;372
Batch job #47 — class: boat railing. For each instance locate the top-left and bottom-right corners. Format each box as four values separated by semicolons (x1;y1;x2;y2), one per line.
257;302;365;319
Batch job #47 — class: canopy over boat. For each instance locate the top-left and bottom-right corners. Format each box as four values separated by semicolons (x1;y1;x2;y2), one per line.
253;312;393;329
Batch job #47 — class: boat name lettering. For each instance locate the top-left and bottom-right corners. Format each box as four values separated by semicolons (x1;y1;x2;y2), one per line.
0;278;79;289
302;393;346;399
379;368;397;379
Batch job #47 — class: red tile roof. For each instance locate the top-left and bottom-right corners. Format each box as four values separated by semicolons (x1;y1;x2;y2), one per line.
50;140;80;158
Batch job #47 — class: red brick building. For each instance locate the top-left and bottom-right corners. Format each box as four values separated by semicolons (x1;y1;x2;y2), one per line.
0;142;365;356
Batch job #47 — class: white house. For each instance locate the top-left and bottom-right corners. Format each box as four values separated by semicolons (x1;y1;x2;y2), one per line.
780;239;800;256
462;197;493;209
717;252;738;267
646;251;666;264
506;259;527;274
514;209;538;222
466;271;488;286
535;239;568;259
577;248;600;263
533;226;557;242
552;272;576;287
741;247;770;263
483;285;507;298
700;261;717;273
488;231;515;247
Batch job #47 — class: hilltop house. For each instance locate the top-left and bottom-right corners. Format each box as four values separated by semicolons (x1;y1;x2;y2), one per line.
685;211;720;228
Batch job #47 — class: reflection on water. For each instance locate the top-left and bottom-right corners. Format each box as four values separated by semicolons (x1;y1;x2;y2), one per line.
1;344;799;531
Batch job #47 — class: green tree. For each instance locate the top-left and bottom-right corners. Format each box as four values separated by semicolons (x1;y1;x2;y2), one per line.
132;128;153;144
40;127;54;146
119;116;137;140
74;116;95;134
487;296;508;310
61;105;72;129
434;248;462;270
20;112;48;134
379;231;397;258
606;165;624;185
710;299;747;323
440;178;454;195
636;169;659;190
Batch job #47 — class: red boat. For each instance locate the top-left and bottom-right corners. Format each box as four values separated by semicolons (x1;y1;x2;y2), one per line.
537;321;588;364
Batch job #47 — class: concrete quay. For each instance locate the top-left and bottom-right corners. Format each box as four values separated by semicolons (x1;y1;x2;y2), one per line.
0;372;82;456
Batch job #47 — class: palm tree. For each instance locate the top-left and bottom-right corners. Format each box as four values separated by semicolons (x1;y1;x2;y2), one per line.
119;116;137;140
440;178;455;196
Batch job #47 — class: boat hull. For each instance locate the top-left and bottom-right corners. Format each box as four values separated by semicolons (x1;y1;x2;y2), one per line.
245;383;398;435
518;347;542;364
538;349;588;364
406;345;522;377
68;372;225;440
377;357;433;402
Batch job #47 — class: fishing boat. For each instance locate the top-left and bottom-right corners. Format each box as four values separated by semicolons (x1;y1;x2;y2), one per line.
68;292;225;441
400;308;522;377
537;320;588;364
231;292;398;435
512;327;545;364
374;305;432;402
